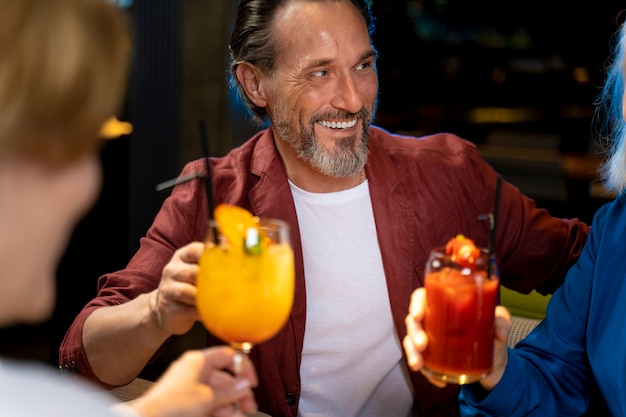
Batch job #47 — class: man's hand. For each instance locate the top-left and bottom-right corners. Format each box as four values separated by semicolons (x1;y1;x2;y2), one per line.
151;241;205;335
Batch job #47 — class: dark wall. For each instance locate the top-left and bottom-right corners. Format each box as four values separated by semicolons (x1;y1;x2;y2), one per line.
371;0;623;221
373;0;623;138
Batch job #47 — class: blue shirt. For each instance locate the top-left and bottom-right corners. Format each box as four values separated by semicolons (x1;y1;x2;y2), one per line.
459;194;626;415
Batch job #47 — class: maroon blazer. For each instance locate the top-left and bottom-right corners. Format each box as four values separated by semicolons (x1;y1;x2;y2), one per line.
60;126;589;416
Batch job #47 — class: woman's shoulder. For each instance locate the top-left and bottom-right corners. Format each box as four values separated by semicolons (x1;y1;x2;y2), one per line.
591;193;626;228
583;194;626;258
0;359;117;417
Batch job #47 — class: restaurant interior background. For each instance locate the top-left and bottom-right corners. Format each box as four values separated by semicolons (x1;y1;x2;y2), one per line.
2;0;624;377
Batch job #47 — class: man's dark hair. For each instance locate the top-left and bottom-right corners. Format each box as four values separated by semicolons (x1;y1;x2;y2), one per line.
229;0;376;125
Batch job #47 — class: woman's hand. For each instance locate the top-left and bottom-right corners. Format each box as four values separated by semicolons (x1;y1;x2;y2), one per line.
129;346;258;417
479;305;511;391
403;287;513;390
402;288;447;388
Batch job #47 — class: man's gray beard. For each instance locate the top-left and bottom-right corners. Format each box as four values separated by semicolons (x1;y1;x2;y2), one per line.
273;107;370;178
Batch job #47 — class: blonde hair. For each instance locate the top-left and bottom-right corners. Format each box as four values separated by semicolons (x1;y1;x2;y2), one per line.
0;0;131;166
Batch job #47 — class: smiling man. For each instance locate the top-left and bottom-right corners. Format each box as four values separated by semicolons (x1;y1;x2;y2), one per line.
239;0;377;192
60;1;590;416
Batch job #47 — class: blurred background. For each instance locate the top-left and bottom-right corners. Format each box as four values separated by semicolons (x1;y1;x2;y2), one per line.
1;0;623;374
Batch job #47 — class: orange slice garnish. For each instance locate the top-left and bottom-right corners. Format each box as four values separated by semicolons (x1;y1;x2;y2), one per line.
213;204;263;254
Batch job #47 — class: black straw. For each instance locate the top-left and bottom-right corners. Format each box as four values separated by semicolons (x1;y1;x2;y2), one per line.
155;172;206;192
198;118;218;243
491;175;502;257
478;175;502;280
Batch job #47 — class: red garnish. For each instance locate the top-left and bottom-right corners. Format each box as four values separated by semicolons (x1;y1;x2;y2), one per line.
445;234;481;268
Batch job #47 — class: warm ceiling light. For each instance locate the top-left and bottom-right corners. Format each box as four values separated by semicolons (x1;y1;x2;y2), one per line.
99;116;133;139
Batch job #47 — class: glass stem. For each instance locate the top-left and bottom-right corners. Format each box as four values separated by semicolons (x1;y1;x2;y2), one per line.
232;342;252;375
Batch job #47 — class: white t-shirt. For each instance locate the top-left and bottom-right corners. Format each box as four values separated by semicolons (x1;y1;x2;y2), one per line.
290;179;414;417
0;357;138;417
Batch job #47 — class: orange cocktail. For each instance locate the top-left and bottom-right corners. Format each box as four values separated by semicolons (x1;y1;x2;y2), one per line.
197;238;294;346
421;236;499;384
196;205;295;355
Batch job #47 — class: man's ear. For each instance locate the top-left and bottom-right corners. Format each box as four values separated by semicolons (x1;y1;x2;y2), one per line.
236;62;268;108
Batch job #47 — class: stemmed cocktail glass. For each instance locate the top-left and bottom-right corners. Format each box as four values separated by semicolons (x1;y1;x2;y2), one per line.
196;205;295;373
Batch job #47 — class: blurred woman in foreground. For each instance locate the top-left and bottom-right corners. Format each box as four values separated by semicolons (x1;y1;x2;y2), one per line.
0;0;257;416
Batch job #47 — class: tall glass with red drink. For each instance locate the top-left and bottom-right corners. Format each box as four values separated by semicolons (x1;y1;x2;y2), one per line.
421;242;499;384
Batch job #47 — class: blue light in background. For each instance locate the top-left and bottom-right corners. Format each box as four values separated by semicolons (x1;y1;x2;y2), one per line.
110;0;133;8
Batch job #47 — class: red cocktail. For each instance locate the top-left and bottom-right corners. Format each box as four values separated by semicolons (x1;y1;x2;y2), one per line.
421;240;499;384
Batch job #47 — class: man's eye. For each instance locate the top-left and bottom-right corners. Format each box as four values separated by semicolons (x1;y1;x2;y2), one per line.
310;70;327;78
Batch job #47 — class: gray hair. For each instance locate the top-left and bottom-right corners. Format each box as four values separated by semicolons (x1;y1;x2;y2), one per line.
596;21;626;194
